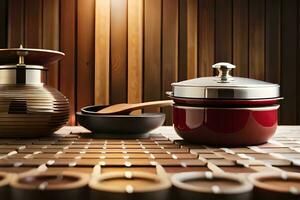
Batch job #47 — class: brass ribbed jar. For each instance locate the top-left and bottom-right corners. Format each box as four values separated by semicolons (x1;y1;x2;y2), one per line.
0;46;69;137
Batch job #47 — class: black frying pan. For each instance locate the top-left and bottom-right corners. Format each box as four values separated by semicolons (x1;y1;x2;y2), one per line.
76;105;165;136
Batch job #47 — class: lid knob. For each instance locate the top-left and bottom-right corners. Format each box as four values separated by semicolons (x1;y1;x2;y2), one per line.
16;44;28;65
212;62;236;83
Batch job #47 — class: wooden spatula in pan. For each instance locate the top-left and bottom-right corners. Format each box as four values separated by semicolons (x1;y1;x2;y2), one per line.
96;100;173;115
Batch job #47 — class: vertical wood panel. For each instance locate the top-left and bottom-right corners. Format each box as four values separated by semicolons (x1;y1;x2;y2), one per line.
215;0;232;63
281;0;297;124
266;0;281;84
249;0;265;80
128;0;143;105
110;0;127;104
0;0;7;48
178;0;187;81
95;0;110;105
60;0;76;125
187;0;198;79
198;0;214;77
297;0;300;124
43;0;59;89
179;0;198;81
144;0;161;112
24;0;42;48
77;0;95;110
233;0;248;77
8;0;24;47
162;0;178;124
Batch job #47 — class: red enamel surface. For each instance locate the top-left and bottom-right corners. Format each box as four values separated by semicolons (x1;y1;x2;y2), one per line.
173;105;278;146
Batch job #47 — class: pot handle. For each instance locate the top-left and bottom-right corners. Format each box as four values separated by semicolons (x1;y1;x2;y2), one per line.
166;91;173;97
212;62;236;83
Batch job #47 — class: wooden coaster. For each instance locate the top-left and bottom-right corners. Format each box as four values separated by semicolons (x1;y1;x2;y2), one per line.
89;165;171;200
248;171;300;200
171;171;252;200
0;171;11;199
10;171;89;200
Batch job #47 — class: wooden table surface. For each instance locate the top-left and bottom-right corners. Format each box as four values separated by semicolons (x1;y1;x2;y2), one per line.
0;125;299;199
0;125;299;175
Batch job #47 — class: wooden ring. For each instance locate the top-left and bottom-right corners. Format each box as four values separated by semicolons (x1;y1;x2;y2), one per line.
0;172;11;188
171;172;253;194
89;171;171;193
0;171;13;199
10;171;89;190
248;171;300;194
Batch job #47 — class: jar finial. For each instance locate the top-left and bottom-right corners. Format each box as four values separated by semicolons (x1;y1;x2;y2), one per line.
16;45;28;65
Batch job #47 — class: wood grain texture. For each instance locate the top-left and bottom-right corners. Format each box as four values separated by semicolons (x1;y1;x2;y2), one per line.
24;0;42;48
198;0;214;77
0;0;7;48
110;0;127;104
162;0;178;124
265;0;281;123
179;0;198;81
43;0;60;89
281;0;297;124
127;0;143;105
233;0;248;77
266;0;281;83
249;0;265;80
298;0;300;124
144;0;162;113
178;0;187;82
8;0;24;47
266;0;281;84
77;0;95;110
95;0;110;105
60;0;76;125
187;0;198;79
215;0;232;63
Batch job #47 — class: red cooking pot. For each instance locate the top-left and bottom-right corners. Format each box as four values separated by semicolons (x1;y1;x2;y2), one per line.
169;62;281;146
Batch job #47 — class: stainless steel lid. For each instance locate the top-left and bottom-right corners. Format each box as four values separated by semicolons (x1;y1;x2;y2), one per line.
172;62;280;99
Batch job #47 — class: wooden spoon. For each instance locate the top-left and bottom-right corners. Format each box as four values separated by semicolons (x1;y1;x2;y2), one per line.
96;100;173;115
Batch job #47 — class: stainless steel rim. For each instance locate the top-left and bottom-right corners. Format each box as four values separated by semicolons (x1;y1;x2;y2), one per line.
172;86;280;99
173;104;280;111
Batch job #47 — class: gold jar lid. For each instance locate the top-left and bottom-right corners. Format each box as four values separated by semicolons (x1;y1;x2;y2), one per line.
0;45;65;66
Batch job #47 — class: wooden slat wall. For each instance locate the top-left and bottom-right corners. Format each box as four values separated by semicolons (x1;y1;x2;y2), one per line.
143;0;161;113
187;0;198;79
128;0;143;106
60;0;76;124
0;0;7;48
24;0;43;48
110;0;127;104
2;0;300;125
281;0;298;125
249;0;265;81
162;0;178;125
215;0;232;63
77;0;95;111
43;0;60;89
95;0;110;105
198;0;214;77
233;0;248;77
8;0;24;47
298;1;300;124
